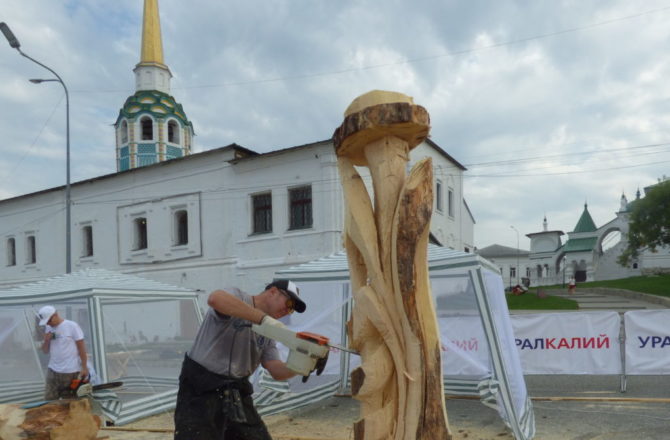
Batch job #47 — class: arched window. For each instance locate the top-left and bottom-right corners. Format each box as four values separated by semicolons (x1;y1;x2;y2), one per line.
26;235;36;264
133;217;148;250
6;238;15;266
140;116;153;140
121;120;129;144
167;120;179;144
82;225;93;257
174;210;188;245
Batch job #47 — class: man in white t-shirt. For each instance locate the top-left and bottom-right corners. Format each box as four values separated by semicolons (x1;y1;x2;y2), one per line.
38;305;89;400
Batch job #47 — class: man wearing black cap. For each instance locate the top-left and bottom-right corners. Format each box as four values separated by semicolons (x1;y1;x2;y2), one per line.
174;279;316;440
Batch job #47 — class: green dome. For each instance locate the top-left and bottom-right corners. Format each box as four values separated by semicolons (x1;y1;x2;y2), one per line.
115;90;193;133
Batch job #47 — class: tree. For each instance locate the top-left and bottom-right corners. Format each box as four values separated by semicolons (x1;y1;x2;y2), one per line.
618;180;670;266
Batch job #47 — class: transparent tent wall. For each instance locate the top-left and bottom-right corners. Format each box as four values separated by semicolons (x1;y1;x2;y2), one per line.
0;306;45;383
269;281;351;391
101;298;200;400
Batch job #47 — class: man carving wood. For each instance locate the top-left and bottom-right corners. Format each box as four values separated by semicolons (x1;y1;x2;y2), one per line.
333;90;451;439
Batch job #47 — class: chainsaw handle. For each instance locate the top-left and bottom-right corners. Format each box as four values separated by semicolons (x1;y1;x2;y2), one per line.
296;331;330;346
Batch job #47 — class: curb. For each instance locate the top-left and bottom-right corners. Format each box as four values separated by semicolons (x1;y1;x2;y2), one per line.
578;287;670;308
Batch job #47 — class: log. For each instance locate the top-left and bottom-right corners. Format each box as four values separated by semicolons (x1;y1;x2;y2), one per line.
334;90;451;440
0;399;101;440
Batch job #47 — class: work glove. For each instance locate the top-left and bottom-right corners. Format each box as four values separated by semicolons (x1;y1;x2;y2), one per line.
255;315;287;331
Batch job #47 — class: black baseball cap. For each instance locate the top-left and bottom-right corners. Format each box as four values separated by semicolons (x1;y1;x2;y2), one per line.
265;279;306;313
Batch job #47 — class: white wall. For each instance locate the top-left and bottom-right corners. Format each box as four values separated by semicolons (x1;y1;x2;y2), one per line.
0;140;471;298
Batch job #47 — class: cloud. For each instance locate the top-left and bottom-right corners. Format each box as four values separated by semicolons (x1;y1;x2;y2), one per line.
1;0;669;250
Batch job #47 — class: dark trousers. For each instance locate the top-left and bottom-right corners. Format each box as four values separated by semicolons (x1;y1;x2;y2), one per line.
174;355;272;440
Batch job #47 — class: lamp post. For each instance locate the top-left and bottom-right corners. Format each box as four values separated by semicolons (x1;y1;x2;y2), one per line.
1;22;71;273
562;256;566;288
510;225;520;286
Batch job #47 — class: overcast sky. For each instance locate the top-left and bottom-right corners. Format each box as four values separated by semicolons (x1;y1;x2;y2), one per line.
1;0;669;250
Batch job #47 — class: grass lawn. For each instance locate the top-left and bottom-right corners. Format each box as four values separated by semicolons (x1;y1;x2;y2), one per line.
506;291;579;310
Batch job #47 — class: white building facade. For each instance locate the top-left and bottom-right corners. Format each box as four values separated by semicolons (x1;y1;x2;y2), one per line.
0;140;474;297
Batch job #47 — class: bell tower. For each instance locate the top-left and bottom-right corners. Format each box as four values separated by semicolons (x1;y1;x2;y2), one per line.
114;0;194;172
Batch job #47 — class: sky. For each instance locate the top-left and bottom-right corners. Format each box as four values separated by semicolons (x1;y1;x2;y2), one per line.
1;0;669;251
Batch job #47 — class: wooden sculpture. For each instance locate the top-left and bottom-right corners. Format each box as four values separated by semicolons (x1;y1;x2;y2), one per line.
333;90;451;439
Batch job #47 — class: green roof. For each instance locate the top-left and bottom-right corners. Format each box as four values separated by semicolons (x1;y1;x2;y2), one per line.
563;237;598;252
572;203;597;233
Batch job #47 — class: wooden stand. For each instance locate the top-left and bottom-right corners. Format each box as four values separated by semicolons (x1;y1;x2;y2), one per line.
333;90;451;439
0;399;102;440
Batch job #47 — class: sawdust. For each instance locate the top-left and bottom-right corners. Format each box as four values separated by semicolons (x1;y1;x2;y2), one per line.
100;396;513;440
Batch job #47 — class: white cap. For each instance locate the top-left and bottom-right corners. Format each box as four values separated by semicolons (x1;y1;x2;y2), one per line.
38;305;56;326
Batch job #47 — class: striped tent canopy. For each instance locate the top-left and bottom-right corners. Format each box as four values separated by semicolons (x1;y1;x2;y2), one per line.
256;245;535;439
0;268;202;425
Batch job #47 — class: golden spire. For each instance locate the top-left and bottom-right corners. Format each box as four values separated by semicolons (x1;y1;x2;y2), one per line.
139;0;166;67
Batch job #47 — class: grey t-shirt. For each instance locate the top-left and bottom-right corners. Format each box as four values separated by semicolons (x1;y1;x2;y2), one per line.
187;287;280;378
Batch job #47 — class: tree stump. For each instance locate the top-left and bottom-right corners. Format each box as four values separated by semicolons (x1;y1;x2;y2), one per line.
333;90;451;439
0;399;102;440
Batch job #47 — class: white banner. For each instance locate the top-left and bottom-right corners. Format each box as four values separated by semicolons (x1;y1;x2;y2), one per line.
624;310;670;375
511;312;621;374
439;315;491;378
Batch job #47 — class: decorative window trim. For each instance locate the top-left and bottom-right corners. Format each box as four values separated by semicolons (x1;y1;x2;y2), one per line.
140;115;154;141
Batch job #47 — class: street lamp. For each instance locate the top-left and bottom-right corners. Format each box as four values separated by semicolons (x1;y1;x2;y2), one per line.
510;225;520;286
1;22;71;273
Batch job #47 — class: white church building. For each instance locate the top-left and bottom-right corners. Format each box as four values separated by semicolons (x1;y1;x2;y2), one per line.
479;183;670;289
0;0;475;297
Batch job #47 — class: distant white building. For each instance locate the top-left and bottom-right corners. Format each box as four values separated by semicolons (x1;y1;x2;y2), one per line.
0;0;475;297
476;244;531;290
479;182;670;288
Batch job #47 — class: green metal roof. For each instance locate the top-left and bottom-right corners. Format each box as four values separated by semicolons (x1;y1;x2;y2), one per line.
572;203;597;233
562;237;598;253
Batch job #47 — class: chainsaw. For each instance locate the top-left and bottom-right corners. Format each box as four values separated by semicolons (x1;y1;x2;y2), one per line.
21;376;123;409
251;323;359;383
69;375;123;398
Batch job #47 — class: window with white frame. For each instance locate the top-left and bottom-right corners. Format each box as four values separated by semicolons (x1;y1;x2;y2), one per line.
510;267;516;278
436;180;443;212
526;267;531;278
6;237;16;266
26;235;36;264
140;116;153;140
252;192;272;234
173;209;188;246
133;217;148;250
448;188;454;217
167;120;179;144
82;225;93;257
121;120;129;144
289;186;312;230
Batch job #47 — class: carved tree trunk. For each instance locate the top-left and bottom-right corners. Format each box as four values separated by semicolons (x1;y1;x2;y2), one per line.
0;399;101;440
333;90;451;440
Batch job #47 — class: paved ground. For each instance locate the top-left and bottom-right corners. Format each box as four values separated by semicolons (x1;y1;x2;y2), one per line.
528;287;669;313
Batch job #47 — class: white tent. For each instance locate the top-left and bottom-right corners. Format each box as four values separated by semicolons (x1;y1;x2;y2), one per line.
0;269;202;425
258;246;535;439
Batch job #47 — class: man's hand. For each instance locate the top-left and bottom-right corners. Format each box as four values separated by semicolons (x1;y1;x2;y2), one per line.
80;367;89;379
43;332;54;342
301;351;329;383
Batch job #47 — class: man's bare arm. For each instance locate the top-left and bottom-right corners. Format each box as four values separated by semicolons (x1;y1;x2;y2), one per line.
207;290;266;324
